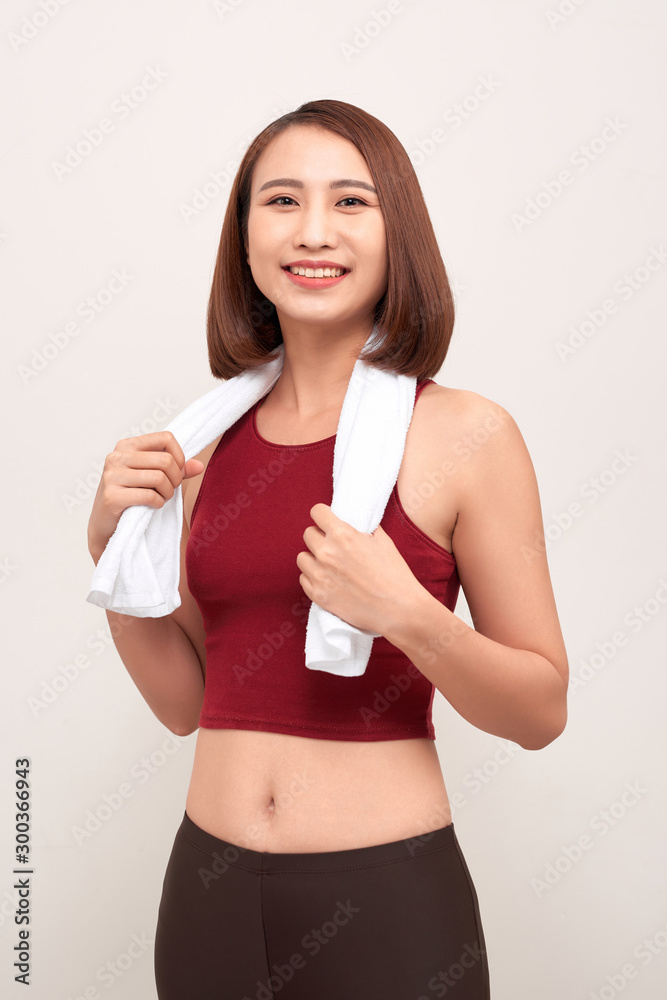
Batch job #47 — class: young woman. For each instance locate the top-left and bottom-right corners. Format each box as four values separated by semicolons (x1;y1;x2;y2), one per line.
88;99;569;999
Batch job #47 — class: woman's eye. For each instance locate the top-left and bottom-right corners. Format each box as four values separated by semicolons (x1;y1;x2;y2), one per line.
267;196;366;207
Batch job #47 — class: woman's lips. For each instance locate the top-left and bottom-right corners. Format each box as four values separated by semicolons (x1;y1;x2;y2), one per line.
282;266;350;289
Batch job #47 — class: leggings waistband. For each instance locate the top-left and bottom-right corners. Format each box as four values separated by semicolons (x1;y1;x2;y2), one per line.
179;809;457;875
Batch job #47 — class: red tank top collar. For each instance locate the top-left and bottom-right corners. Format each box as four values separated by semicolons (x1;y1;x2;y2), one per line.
251;378;434;450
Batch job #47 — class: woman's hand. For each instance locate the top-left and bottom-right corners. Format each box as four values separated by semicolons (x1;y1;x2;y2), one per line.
87;431;204;565
296;503;426;636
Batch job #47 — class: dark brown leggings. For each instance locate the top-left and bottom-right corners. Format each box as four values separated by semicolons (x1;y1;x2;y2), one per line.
154;809;490;999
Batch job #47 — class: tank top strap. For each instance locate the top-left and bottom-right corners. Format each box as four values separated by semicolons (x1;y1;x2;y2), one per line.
415;377;436;400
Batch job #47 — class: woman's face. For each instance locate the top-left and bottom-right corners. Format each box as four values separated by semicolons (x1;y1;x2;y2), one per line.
245;125;388;334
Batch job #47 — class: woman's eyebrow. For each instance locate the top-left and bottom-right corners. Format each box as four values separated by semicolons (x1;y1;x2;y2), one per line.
257;177;378;195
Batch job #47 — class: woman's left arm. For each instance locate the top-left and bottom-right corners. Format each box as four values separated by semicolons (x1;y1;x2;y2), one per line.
383;395;569;751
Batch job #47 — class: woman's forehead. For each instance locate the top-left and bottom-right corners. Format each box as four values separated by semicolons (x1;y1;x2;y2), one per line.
252;127;373;189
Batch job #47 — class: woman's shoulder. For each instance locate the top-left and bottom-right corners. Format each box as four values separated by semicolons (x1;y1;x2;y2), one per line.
416;383;533;493
416;382;525;471
419;381;516;430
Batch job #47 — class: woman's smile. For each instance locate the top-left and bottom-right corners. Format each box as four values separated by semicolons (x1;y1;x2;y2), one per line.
281;263;350;289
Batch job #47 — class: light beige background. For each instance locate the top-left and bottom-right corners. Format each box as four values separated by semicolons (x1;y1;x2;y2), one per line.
2;0;666;997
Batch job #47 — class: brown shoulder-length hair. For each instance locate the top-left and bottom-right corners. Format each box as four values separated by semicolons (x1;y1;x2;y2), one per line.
207;99;455;380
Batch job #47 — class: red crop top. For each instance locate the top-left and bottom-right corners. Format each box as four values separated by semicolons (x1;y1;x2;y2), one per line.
185;378;460;742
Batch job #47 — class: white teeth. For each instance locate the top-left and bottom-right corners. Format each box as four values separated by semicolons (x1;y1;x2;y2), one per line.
288;266;345;278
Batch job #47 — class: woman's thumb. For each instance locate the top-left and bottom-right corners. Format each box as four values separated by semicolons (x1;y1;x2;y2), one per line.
183;458;205;479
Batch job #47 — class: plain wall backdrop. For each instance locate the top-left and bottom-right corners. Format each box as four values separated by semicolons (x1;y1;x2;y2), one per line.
2;0;666;997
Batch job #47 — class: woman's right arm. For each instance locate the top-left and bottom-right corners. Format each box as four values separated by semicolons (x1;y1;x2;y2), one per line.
87;432;205;736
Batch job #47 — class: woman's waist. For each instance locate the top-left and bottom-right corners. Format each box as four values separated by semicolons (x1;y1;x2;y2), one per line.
185;727;452;852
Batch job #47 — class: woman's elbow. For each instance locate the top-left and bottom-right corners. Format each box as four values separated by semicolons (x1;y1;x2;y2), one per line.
520;702;568;751
169;721;199;738
160;708;201;738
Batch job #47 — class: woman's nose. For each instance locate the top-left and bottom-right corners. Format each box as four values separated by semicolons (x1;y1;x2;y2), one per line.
292;204;338;248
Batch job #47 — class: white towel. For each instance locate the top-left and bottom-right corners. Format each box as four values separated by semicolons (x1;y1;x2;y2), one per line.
86;325;417;677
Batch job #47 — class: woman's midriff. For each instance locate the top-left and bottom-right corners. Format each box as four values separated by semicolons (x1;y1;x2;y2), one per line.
185;728;452;853
183;381;457;853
